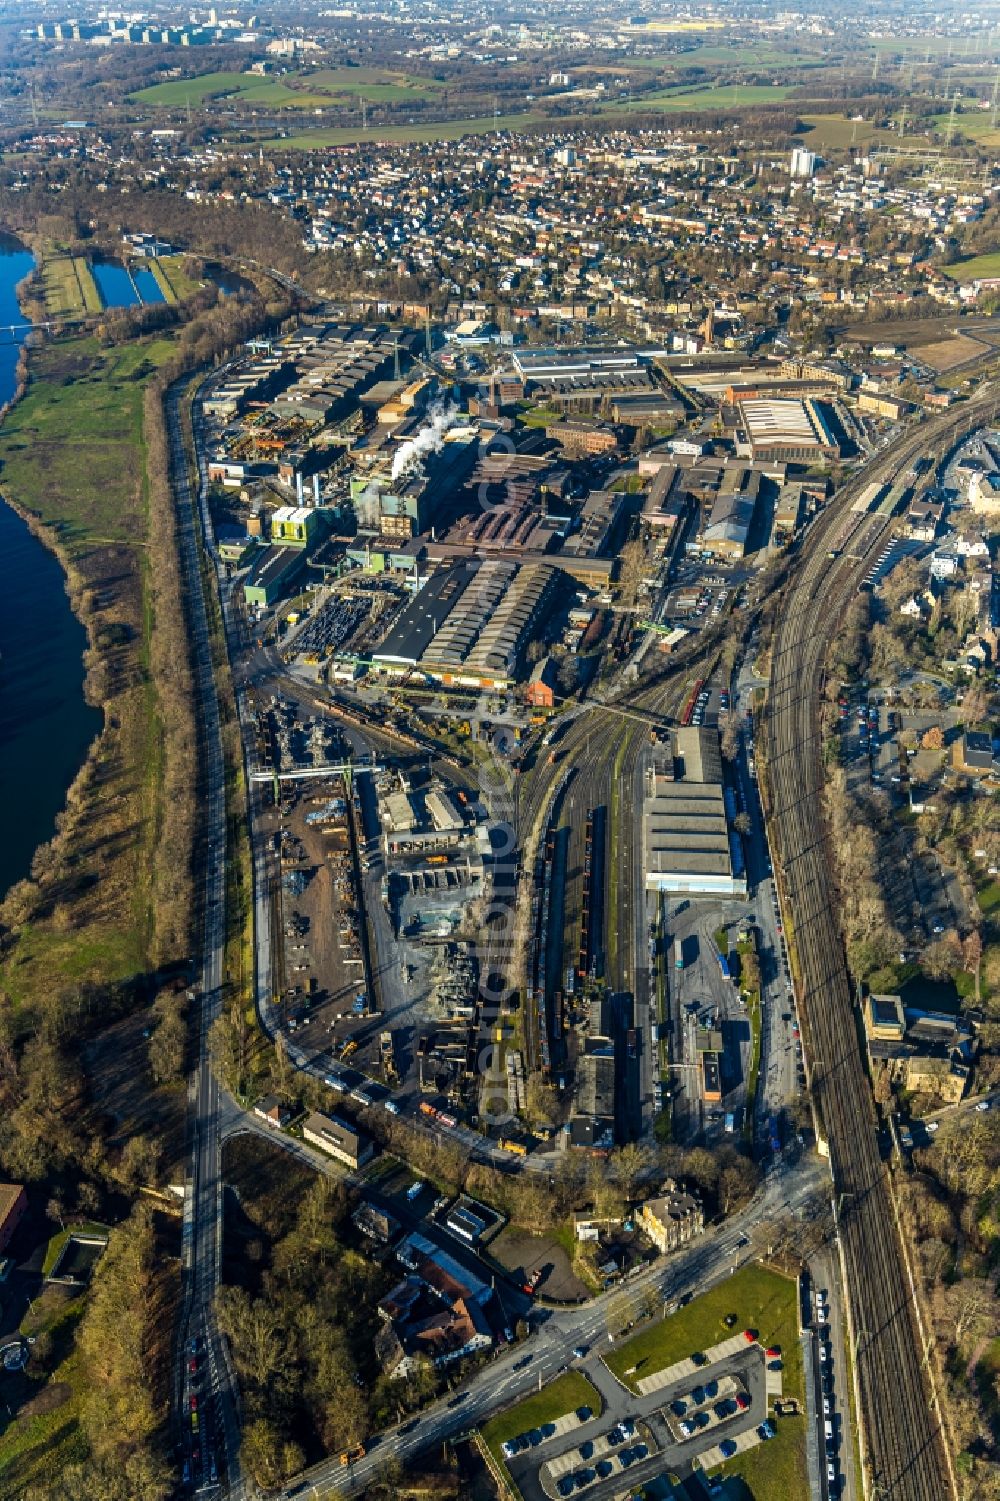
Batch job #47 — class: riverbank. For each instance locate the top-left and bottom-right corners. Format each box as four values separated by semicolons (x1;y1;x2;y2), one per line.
0;331;184;997
0;243;106;903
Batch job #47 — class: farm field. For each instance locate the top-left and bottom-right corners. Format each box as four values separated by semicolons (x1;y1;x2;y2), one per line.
609;83;794;112
304;66;443;102
133;65;442;109
653;42;825;67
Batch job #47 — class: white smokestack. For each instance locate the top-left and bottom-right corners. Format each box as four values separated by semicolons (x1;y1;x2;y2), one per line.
391;400;459;482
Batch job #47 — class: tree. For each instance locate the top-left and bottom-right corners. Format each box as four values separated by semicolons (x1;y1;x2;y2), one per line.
611;1142;652;1203
718;1157;758;1215
964;928;983;1003
241;1419;289;1490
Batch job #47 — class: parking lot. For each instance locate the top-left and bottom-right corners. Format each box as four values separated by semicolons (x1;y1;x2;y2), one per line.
503;1332;779;1501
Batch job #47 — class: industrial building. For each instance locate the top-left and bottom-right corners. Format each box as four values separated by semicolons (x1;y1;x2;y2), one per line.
736;397;839;464
350;428;479;542
243;545;306;608
371;558;557;689
701;467;765;557
643;728;747;897
269;505;323;549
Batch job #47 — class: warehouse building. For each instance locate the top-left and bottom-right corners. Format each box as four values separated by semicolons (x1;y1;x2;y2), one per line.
643;728;747;897
371;559;556;689
736;397;839;464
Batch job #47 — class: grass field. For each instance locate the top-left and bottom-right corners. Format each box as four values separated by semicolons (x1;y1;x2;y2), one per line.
927;111;1000;147
0;336;172;545
978;880;1000;917
147;253;204;304
606;1264;806;1500
305;66;443;102
480;1369;602;1464
715;1410;807;1499
39;254;101;318
796;113;898;151
943;251;1000;283
133;65;441;109
132;70;330;108
605;1264;802;1396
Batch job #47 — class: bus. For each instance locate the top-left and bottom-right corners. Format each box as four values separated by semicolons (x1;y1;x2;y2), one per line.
674;938;684;971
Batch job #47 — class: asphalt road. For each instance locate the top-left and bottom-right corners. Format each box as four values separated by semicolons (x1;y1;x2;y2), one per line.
167;383;242;1494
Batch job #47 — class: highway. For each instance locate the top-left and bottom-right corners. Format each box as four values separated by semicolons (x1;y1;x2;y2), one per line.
762;390;1000;1500
167;382;242;1494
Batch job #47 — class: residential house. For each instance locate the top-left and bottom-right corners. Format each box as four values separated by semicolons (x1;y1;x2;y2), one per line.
637;1183;704;1255
302;1111;374;1170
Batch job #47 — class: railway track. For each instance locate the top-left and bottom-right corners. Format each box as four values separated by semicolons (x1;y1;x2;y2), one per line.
762;391;1000;1500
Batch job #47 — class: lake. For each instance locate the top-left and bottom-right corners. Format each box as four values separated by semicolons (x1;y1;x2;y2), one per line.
0;243;102;898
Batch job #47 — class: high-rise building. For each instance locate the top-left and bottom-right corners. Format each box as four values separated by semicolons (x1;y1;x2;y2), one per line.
790;147;817;179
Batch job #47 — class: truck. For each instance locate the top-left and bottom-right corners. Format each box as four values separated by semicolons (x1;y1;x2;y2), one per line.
674;937;684;971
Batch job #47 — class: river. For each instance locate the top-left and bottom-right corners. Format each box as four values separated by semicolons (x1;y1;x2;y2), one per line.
0;243;101;898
